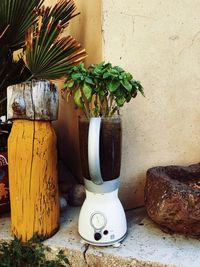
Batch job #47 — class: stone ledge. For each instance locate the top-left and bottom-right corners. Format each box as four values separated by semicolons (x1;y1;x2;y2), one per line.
0;207;200;267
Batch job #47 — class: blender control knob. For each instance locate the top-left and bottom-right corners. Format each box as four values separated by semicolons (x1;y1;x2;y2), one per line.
94;232;102;241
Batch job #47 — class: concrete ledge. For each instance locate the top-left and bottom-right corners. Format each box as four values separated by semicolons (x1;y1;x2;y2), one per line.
0;207;200;267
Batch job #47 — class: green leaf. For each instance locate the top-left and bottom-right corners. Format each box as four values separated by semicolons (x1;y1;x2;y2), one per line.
121;79;132;92
65;79;74;88
83;82;92;100
57;250;70;264
110;69;119;75
71;73;84;80
62;61;144;117
103;72;111;79
116;96;126;107
85;77;94;85
131;89;137;98
0;238;69;267
138;83;145;97
74;88;83;108
114;66;124;73
99;89;106;97
108;80;120;92
25;1;86;80
126;72;133;80
0;0;44;50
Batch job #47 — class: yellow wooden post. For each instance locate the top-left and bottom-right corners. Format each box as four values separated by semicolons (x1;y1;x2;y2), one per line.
7;80;60;241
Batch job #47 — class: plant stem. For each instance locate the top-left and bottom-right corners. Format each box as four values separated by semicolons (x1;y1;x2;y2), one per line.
99;96;103;116
26;74;34;81
0;25;10;38
104;95;109;117
0;97;7;104
0;76;8;89
110;106;118;117
80;86;90;119
108;94;114;116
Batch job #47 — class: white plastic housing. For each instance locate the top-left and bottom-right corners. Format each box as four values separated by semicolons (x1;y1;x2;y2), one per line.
78;189;127;246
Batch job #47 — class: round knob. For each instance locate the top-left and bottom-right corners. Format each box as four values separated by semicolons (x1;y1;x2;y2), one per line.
94;232;102;241
91;212;106;229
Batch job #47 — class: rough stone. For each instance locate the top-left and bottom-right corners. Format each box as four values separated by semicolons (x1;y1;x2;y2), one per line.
68;184;86;207
145;163;200;236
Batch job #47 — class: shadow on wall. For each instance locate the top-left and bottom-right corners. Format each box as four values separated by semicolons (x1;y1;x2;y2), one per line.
119;172;146;210
53;0;102;183
53;84;83;184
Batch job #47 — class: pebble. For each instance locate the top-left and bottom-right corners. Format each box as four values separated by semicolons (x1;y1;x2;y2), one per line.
59;196;67;212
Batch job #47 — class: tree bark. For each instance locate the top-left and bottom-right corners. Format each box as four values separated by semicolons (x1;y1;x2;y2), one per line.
7;80;58;121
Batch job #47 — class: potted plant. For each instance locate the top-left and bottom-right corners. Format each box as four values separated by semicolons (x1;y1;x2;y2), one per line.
4;0;86;241
63;62;144;246
64;62;144;118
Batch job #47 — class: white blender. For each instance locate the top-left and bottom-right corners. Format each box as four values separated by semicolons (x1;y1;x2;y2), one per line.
78;117;127;246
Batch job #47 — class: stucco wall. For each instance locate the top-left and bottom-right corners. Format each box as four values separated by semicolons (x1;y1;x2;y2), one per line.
102;0;200;208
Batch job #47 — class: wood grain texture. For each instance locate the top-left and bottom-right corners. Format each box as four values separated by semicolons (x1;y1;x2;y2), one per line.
8;120;60;241
7;80;58;121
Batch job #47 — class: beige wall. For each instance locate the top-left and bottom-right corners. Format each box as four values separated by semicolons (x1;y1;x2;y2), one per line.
102;0;200;208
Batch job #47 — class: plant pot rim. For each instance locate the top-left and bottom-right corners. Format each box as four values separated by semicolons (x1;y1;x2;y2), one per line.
79;115;121;122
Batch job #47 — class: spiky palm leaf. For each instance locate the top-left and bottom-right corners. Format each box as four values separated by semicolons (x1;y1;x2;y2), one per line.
0;0;43;116
25;0;86;80
0;0;44;50
0;50;31;115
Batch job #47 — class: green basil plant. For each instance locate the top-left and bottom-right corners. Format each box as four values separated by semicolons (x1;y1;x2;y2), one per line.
63;62;144;119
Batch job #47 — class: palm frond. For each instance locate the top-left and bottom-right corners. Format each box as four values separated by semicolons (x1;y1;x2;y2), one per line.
0;48;31;115
0;0;44;50
25;0;86;80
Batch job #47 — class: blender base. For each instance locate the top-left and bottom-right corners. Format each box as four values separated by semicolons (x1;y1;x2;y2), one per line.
78;185;127;247
80;232;127;247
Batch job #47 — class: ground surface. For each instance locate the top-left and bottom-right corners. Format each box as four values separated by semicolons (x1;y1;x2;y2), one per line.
0;207;200;267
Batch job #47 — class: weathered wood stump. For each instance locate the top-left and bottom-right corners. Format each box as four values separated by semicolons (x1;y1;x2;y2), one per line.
7;80;58;121
7;80;59;241
145;163;200;237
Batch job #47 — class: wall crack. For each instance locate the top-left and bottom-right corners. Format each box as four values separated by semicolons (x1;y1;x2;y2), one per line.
178;30;200;57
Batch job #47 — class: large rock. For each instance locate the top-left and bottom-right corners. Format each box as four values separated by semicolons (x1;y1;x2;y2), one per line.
145;163;200;236
68;184;86;207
